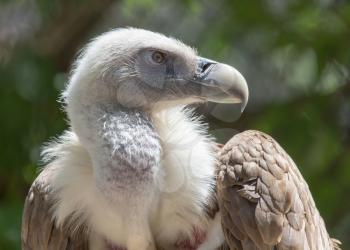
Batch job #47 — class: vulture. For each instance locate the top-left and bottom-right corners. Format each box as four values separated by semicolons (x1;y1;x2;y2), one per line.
21;28;341;250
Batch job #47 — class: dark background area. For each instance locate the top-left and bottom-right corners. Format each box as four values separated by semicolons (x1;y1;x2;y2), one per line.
0;0;349;249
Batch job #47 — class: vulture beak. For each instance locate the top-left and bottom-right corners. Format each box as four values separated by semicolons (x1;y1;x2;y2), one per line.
192;57;249;112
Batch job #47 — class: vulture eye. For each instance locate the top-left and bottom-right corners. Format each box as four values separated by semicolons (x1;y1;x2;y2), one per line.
151;51;166;64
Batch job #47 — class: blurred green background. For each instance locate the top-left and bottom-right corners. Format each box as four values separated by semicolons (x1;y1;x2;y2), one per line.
0;0;349;249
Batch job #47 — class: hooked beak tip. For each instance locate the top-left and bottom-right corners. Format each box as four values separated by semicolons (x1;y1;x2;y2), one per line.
241;97;248;112
204;62;249;111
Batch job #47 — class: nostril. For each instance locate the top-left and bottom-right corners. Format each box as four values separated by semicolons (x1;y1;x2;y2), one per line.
195;57;217;77
201;62;213;73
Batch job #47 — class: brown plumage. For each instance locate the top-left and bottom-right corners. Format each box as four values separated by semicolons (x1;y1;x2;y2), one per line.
21;166;89;250
21;130;340;250
216;130;341;250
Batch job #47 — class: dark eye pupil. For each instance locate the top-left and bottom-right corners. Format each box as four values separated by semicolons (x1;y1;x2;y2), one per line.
152;52;165;63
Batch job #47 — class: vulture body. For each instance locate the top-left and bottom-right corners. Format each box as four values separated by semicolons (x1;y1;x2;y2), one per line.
21;28;340;250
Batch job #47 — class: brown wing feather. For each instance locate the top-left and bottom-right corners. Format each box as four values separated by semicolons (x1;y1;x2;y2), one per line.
21;166;90;250
217;130;341;250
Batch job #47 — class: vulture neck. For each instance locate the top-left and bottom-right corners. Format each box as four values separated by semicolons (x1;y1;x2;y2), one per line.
54;90;219;248
68;100;162;200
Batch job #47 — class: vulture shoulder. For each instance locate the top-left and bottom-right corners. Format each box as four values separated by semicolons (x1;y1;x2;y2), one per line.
21;166;89;250
216;130;341;250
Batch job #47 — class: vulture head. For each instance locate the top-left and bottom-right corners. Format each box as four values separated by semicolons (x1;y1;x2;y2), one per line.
65;28;248;114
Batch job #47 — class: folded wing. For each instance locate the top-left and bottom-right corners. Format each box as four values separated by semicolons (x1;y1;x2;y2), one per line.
217;130;341;250
21;166;89;250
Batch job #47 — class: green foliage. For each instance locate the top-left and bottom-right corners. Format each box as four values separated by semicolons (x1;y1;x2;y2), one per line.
0;51;65;248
